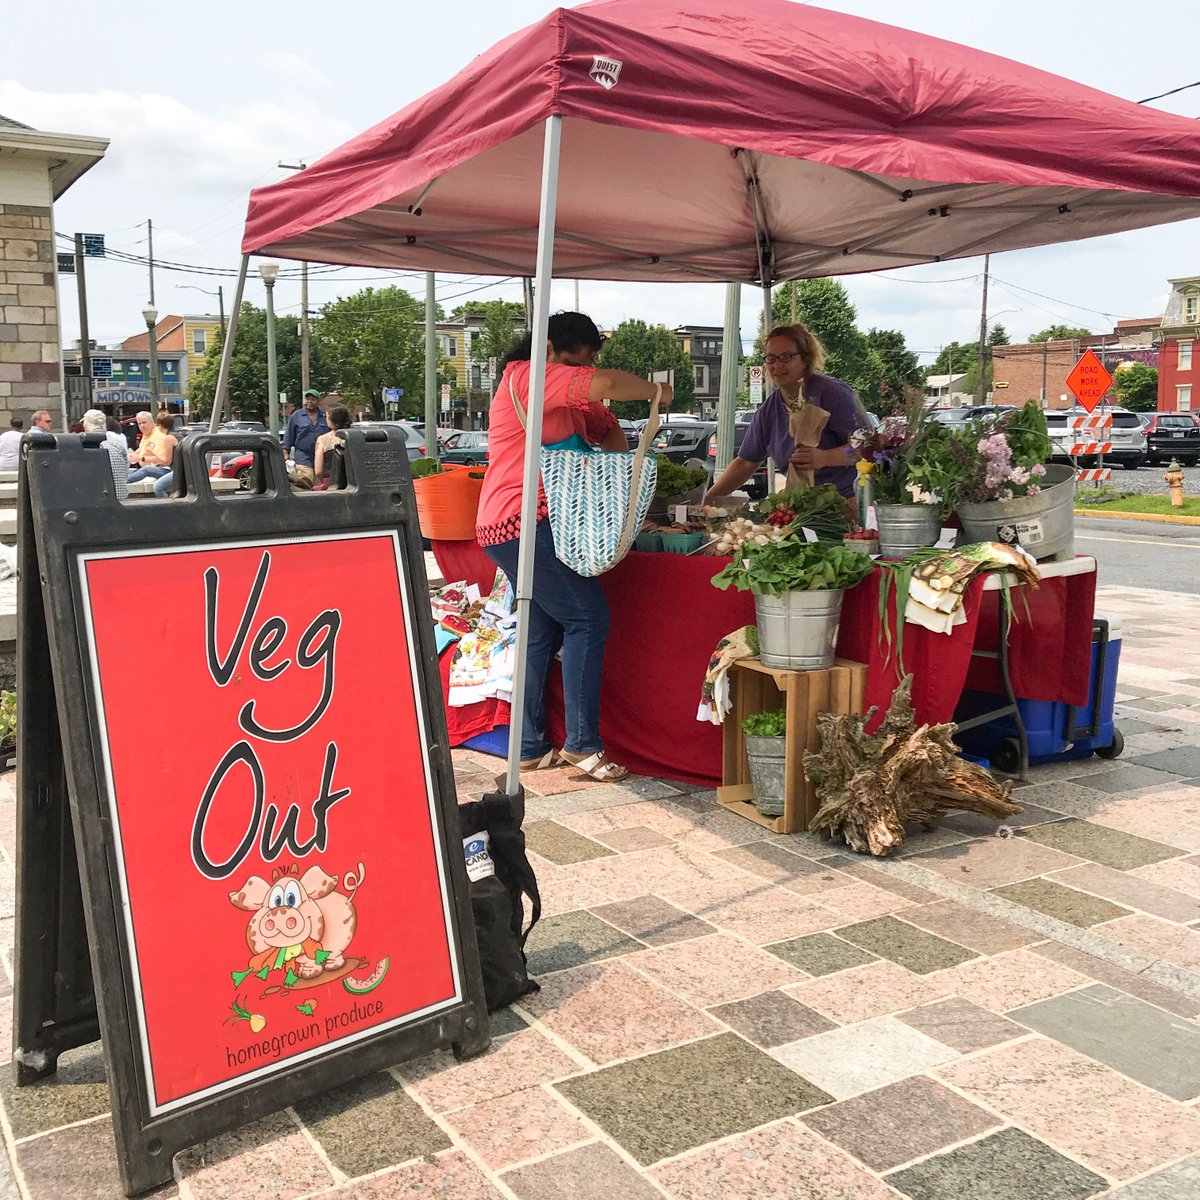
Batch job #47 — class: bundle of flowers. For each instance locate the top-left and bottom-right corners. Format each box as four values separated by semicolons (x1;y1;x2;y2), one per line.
849;401;948;510
945;402;1053;505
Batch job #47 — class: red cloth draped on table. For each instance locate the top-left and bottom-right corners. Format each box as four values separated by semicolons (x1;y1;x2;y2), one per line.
433;538;1097;786
836;563;1097;731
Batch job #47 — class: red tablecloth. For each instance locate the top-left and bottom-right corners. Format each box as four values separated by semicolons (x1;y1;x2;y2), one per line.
836;563;1096;731
433;538;1097;786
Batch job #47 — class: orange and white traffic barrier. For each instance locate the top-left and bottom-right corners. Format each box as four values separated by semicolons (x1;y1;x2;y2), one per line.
1075;467;1112;482
1069;441;1112;456
1069;414;1113;432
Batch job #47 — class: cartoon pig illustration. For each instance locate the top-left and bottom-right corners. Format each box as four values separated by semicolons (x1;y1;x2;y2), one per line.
229;862;363;980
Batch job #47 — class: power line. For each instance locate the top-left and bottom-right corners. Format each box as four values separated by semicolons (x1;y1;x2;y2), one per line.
1138;79;1200;104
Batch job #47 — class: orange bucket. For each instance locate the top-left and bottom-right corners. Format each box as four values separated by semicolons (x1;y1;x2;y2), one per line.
412;463;487;540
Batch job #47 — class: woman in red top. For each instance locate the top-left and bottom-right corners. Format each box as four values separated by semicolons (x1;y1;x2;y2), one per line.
478;312;673;782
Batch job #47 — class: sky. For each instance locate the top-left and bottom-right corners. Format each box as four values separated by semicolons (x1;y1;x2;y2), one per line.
6;0;1198;367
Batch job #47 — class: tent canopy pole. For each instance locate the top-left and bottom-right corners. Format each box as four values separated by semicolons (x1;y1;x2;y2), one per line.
207;254;249;431
503;115;563;798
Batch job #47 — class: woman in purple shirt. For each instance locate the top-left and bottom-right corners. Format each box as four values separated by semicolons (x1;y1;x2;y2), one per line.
707;323;864;500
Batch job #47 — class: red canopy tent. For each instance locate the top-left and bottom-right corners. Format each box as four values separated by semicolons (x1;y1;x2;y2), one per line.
242;0;1200;281
228;0;1200;793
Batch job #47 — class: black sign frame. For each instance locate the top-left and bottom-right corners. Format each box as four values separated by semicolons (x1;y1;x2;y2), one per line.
13;430;489;1195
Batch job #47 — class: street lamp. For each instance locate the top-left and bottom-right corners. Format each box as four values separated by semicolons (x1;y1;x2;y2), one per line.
258;262;280;437
142;305;160;417
179;284;225;332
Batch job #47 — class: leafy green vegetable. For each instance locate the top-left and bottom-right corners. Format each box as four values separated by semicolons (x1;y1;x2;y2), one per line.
654;456;708;500
712;537;875;595
410;457;443;479
743;709;786;737
753;483;848;539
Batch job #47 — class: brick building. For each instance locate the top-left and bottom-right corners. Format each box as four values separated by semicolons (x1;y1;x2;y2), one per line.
991;317;1160;409
1156;276;1199;412
0;113;106;428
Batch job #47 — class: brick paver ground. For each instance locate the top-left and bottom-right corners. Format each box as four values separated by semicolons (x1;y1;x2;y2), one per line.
2;583;1199;1198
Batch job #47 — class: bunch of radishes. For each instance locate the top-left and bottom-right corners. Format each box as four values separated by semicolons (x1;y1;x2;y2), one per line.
708;516;789;556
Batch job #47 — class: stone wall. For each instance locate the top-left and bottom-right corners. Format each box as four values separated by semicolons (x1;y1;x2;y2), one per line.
0;202;59;427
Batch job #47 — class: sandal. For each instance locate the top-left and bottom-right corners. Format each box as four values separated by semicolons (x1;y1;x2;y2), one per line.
560;750;629;782
519;748;563;771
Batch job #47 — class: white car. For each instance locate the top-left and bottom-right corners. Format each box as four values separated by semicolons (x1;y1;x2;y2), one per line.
1045;407;1146;470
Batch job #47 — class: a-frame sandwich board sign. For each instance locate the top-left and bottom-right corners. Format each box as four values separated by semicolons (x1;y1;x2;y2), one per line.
13;430;489;1195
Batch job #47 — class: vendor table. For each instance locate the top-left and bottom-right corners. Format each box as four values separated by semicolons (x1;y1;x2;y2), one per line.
432;540;1097;789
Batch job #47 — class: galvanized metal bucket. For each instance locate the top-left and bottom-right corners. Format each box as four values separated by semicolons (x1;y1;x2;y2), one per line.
875;503;941;559
754;587;844;670
745;734;786;816
956;463;1075;561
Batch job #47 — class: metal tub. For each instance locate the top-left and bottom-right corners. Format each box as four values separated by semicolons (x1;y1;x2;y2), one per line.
875;503;941;559
754;588;844;670
956;463;1075;560
745;734;786;816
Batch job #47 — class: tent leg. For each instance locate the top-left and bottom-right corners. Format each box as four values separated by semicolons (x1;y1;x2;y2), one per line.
715;283;741;472
504;115;562;799
207;255;250;431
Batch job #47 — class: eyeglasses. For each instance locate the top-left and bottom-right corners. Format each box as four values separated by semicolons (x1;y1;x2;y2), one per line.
764;352;800;365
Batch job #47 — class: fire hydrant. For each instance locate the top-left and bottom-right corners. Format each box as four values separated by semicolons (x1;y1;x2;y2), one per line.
1165;458;1185;508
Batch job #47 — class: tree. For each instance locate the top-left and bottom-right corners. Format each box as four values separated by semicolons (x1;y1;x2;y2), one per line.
451;300;527;367
989;323;1011;347
188;303;325;420
1028;324;1092;343
314;287;450;417
859;328;923;415
596;319;695;418
1112;362;1158;412
925;341;970;382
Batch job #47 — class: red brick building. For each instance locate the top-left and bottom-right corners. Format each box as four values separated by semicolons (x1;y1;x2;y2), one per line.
991;318;1159;409
1156;276;1200;413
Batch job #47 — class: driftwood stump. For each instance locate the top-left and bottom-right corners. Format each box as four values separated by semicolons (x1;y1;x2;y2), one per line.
803;675;1023;856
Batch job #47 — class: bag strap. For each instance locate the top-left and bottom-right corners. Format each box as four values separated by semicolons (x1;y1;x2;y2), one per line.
617;383;662;557
509;372;663;559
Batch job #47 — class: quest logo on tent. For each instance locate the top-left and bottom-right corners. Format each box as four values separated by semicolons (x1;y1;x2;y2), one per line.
589;55;622;89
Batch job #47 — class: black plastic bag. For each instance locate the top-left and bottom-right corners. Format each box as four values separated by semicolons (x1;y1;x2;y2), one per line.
458;790;541;1011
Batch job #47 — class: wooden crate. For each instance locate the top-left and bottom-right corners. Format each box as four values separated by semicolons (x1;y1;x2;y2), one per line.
717;658;867;834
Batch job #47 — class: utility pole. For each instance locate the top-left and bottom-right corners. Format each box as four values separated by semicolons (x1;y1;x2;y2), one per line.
147;218;155;306
522;277;534;330
975;253;990;404
217;285;226;333
790;280;797;324
73;234;92;406
1041;339;1048;408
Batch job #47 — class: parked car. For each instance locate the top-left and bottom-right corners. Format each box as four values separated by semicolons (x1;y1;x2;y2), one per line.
440;430;490;465
354;419;428;462
927;406;975;429
220;420;267;433
619;419;640;449
1046;407;1146;470
1143;412;1200;466
650;420;715;465
705;423;769;499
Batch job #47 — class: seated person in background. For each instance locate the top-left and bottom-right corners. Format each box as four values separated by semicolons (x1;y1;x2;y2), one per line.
29;410;54;437
127;411;177;482
0;419;23;472
312;404;351;489
82;409;128;500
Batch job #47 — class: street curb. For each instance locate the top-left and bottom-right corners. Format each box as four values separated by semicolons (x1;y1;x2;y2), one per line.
1074;507;1200;526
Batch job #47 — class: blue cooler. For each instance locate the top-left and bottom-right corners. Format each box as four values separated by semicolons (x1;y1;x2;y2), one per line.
955;613;1123;771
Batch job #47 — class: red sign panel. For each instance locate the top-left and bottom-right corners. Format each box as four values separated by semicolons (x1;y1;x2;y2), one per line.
1066;349;1114;413
79;532;459;1114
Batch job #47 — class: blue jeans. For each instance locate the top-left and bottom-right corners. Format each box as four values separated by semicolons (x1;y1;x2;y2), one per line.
152;471;174;498
485;519;610;760
128;464;169;482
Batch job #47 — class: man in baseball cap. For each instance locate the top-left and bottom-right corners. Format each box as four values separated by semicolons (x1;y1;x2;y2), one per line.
282;389;328;489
